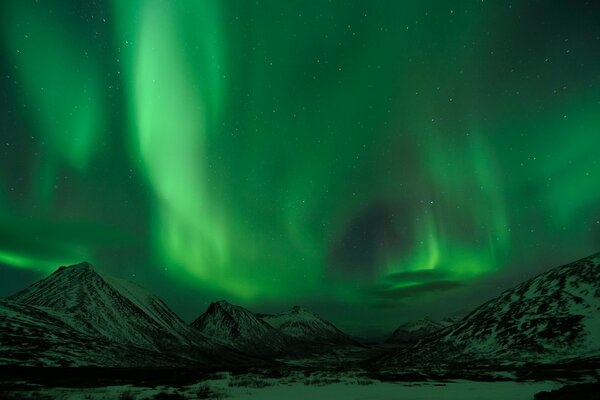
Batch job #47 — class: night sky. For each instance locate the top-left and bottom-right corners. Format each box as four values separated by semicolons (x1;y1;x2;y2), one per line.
1;0;599;337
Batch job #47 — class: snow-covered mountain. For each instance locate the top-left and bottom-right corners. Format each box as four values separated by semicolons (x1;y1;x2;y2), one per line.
7;262;200;353
191;302;362;357
259;306;359;347
191;300;289;356
378;252;600;366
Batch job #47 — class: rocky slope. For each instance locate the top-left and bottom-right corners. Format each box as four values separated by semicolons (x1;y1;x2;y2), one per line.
0;299;191;367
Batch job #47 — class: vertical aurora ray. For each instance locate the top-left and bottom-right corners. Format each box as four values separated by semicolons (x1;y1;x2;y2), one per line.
113;0;240;292
2;1;105;202
0;1;109;271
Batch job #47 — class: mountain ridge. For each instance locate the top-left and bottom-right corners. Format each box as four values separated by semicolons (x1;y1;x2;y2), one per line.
376;252;600;366
2;252;598;368
3;262;263;367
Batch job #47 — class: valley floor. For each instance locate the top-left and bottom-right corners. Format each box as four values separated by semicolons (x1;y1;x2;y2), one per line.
0;370;577;400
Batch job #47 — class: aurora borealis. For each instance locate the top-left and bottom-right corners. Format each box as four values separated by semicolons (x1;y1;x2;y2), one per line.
1;0;599;336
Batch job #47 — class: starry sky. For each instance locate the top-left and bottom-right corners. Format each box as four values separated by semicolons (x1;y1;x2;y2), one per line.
1;0;599;337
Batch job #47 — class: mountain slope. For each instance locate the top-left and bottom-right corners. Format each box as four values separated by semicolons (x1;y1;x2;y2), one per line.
191;300;288;356
7;262;200;353
260;306;359;346
378;252;600;366
0;299;192;367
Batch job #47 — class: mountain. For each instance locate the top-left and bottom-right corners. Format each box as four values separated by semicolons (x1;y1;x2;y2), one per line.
4;262;261;367
386;313;465;344
259;306;359;346
191;302;362;359
377;252;600;366
190;300;289;356
7;262;200;353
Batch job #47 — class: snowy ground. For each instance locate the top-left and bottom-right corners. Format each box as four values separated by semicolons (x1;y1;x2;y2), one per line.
1;370;570;400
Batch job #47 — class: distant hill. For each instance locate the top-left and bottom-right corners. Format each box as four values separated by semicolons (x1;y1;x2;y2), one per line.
259;306;360;346
386;316;461;345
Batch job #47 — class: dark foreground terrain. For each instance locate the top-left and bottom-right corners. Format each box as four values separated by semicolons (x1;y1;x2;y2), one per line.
0;360;597;400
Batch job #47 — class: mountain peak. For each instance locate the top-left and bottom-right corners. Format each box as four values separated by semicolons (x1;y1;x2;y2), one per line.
55;261;94;273
289;306;321;317
207;300;236;314
74;261;93;268
191;300;288;355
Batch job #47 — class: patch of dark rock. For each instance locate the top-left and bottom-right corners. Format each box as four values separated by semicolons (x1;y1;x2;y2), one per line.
534;381;600;400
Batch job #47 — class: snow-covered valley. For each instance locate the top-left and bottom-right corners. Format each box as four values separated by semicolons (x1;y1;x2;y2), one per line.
0;368;587;400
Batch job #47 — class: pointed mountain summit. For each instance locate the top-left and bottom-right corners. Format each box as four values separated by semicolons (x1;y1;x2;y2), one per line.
190;300;288;356
378;252;600;366
260;306;359;346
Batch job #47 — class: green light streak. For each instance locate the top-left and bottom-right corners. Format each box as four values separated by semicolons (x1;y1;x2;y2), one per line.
3;1;104;181
133;1;228;277
0;250;69;272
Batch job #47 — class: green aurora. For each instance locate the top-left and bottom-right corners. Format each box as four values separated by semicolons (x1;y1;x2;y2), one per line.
1;0;599;335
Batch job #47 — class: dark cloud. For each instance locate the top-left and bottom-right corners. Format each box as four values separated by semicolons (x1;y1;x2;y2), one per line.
384;269;449;283
327;202;413;281
369;299;407;309
366;280;465;307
